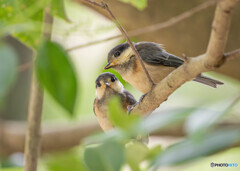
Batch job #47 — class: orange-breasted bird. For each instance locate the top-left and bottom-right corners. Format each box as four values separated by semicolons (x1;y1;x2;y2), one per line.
93;72;137;131
105;42;223;94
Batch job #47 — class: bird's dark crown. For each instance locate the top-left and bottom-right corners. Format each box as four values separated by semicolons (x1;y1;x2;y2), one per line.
95;72;118;85
107;42;130;61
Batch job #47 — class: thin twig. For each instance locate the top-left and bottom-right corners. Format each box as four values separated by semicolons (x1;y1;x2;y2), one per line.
24;7;53;171
83;0;155;85
101;1;155;85
16;48;240;75
67;0;220;51
225;48;240;61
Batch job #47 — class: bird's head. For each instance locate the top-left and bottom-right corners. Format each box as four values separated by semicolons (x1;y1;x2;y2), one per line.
104;42;135;71
95;72;124;99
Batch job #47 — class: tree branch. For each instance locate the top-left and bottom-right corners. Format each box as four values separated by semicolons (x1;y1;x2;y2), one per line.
0;121;100;155
1;120;239;155
131;0;239;115
205;0;239;68
24;7;53;171
68;0;219;51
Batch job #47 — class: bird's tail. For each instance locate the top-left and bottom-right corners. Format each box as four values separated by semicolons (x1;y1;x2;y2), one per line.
193;74;224;88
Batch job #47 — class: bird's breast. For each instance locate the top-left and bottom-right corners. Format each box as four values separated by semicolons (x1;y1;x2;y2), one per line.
145;64;175;83
94;99;113;131
116;63;175;94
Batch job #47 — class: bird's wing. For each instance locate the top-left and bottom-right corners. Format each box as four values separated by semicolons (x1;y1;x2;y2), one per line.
123;90;137;106
135;42;184;68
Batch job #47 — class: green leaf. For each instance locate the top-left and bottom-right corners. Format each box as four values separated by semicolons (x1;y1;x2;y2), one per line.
0;43;18;104
84;141;125;171
118;0;147;10
108;96;140;130
126;141;148;171
185;95;240;135
0;0;45;48
50;0;70;22
152;128;240;168
147;145;162;160
44;150;88;171
36;40;78;114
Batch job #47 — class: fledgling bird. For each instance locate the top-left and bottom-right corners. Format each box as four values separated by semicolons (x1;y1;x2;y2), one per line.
104;42;224;94
93;72;137;131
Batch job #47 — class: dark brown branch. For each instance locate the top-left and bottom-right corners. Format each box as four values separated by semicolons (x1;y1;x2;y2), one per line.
68;0;220;51
24;7;53;171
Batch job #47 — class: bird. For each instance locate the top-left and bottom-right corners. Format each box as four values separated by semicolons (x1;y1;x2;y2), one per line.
104;42;224;94
93;72;137;131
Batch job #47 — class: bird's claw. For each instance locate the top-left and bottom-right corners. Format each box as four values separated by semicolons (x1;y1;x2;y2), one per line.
139;92;149;102
127;102;138;115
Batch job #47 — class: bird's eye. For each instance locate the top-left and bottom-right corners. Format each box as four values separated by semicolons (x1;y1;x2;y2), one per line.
111;77;116;82
114;51;121;57
96;82;101;87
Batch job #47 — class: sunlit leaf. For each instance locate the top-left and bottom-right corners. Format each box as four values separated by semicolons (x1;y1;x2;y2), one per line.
84;141;125;171
185;95;240;135
36;40;78;115
152;128;240;168
50;0;70;22
44;150;88;171
0;0;46;48
147;145;162;160
126;141;148;171
0;43;18;105
118;0;147;10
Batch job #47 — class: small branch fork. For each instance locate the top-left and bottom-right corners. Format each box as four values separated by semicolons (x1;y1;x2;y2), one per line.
84;0;155;85
68;0;220;51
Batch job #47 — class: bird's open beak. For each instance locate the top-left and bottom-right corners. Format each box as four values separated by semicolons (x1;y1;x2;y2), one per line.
104;60;118;69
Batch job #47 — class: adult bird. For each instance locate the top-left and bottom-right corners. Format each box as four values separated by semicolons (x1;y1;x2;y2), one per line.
105;42;223;94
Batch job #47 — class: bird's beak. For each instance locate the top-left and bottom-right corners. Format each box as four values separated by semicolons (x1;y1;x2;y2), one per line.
104;60;118;69
105;82;110;87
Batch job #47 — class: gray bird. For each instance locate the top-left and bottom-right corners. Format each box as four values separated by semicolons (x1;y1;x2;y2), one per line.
105;42;223;94
93;72;137;131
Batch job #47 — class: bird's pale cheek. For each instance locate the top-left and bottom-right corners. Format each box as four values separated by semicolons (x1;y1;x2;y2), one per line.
96;87;106;99
104;60;118;69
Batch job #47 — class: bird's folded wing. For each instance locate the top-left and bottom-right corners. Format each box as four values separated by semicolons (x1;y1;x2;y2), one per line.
135;42;184;68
